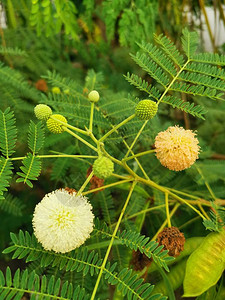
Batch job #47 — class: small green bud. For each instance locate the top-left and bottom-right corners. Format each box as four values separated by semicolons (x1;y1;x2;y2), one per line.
93;156;114;179
64;89;70;94
88;90;100;102
135;100;158;120
34;104;52;121
46;114;67;134
52;87;61;94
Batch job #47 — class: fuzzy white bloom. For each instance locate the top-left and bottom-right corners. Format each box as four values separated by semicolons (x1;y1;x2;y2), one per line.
32;188;94;253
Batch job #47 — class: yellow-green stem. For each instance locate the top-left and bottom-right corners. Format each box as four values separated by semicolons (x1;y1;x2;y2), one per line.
63;127;98;152
125;204;167;220
10;154;98;161
77;171;94;196
138;176;206;220
165;192;171;227
151;203;180;241
89;102;95;132
166;187;200;200
90;181;136;300
82;179;133;196
178;216;201;230
99;114;136;142
124;120;148;158
123;140;149;180
50;115;88;135
198;204;210;219
158;60;189;104
196;166;217;201
123;149;155;162
111;173;131;180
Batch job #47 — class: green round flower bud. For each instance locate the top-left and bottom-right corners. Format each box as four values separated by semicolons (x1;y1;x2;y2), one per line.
93;156;114;179
88;90;100;103
64;89;70;95
46;114;67;134
135;100;158;120
52;87;61;94
34;104;52;121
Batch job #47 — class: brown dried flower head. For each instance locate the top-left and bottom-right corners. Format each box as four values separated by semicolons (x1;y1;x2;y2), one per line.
35;79;48;92
130;250;152;271
87;166;104;193
157;226;185;257
64;187;77;195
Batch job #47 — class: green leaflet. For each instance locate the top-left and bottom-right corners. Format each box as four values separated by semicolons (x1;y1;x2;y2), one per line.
3;231;167;300
0;267;90;300
16;121;45;187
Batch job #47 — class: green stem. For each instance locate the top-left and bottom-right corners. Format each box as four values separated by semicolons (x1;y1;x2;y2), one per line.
165;192;171;227
82;179;132;196
63;127;98;152
99;114;136;142
123;149;155;162
151;203;180;241
111;173;131;180
178;216;201;230
125;204;167;220
97;146;138;179
195;166;217;201
123;140;149;180
50;115;88;136
124;120;148;158
138;176;206;220
166;188;200;200
90;181;136;300
158;60;189;104
77;171;94;196
89;102;95;132
10;154;98;161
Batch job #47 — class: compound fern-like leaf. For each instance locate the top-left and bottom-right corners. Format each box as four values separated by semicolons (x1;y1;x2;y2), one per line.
0;108;17;158
17;153;41;188
0;158;13;200
0;193;25;216
3;231;166;300
0;267;90;300
161;95;207;119
16;121;44;187
94;219;174;271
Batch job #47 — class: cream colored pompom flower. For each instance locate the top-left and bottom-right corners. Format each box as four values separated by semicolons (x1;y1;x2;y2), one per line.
32;188;94;253
155;126;200;171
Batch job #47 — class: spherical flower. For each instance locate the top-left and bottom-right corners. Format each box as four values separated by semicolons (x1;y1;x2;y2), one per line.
155;126;200;171
52;87;61;94
46;114;67;134
32;188;94;253
34;104;52;120
93;156;114;179
135;100;158;120
88;90;100;103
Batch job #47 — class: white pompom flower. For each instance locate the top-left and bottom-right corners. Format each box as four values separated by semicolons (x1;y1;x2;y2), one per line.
32;188;94;253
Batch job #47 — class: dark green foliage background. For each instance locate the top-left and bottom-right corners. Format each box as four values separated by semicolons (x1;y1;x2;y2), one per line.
0;0;225;299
